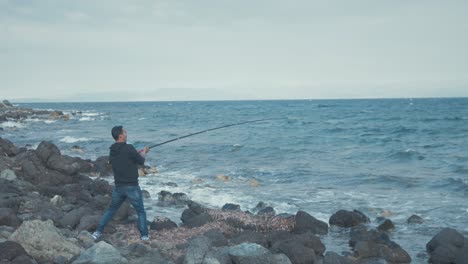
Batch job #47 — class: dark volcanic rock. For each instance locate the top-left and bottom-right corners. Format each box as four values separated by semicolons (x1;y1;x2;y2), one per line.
350;226;411;263
0;241;29;261
293;210;328;235
0;138;19;157
257;206;276;216
203;229;229;247
271;238;316;264
230;230;268;247
222;203;241;212
324;251;357;264
157;190;190;207
0;179;24;211
426;228;466;264
91;155;113;177
407;214;424;224
149;217;177;231
0;207;21;228
329;209;370;228
377;219;395;232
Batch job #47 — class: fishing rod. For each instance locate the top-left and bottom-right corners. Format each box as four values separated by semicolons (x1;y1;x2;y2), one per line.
149;117;284;149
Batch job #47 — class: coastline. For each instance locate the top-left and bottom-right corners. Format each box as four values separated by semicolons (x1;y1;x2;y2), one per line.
0;102;467;263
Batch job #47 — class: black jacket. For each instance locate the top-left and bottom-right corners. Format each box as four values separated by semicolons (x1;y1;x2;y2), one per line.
109;142;145;186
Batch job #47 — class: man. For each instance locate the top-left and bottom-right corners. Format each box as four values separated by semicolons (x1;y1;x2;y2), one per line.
92;126;150;241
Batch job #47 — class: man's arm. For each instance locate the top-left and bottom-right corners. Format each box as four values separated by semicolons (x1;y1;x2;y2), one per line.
129;145;148;165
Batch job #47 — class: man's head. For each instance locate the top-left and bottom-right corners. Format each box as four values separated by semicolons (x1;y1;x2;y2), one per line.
111;125;127;142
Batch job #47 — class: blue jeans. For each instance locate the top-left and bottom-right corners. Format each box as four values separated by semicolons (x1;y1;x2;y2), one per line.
96;185;148;237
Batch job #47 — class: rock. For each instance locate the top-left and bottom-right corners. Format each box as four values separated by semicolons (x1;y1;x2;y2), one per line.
252;202;268;214
0;138;19;157
72;241;128;264
158;191;190;207
350;226;411;263
181;201;212;228
228;243;288;264
184;213;213;228
202;247;232;264
324;251;357;264
329;209;370;228
114;200;135;222
0;225;15;239
222;203;241;212
0;241;29;261
257;206;275;216
76;215;101;232
203;229;228;247
17;196;64;225
230;230;268;247
0;207;21;228
377;219;395;232
77;230;95;249
271;238;316;264
35;141;61;163
426;228;466;264
71;145;85;154
142;189;151;199
10;219;81;262
2;100;13;107
215;175;230;182
91;156;113;177
162;182;178;187
407;214;424;224
149;216;177;231
60;207;93;229
0;179;24;211
293;210;328;235
0;169;17;181
184;235;212;264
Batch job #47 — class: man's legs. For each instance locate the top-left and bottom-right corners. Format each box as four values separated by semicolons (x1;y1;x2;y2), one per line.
95;187;127;235
126;186;148;238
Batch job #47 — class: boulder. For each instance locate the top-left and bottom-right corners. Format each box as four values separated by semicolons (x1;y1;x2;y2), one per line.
230;230;268;247
271;238;316;264
0;138;19;157
184;235;212;264
0;179;24;211
257;206;275;216
293;211;328;235
35;141;61;163
0;169;17;181
76;215;101;232
91;156;113;177
407;214;424;224
202;247;232;264
17;196;64;225
9;219;82;262
0;207;21;228
222;203;241;212
149;217;177;231
2;100;13;107
350;226;411;263
203;229;229;247
60;207;93;229
0;241;29;261
181;201;212;228
377;219;395;232
157;191;190;207
228;243;290;264
72;241;128;264
329;209;370;228
426;228;466;264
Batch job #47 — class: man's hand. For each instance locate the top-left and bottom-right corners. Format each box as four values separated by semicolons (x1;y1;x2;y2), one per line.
138;146;150;155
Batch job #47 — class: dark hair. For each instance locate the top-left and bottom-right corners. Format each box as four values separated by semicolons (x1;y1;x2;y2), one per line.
111;126;123;140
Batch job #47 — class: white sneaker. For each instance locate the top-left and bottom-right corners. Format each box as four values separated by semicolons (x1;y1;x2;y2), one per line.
141;235;150;241
92;231;102;240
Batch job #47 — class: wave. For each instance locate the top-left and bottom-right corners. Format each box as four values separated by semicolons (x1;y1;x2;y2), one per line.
59;136;93;143
0;121;25;129
391;126;417;135
388;149;425;161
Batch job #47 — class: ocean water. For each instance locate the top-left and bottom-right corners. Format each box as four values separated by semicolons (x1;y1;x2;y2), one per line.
2;98;468;260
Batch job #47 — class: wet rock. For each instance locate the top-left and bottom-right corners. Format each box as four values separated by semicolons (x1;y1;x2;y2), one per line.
149;217;177;231
202;246;232;264
350;226;411;263
0;169;16;181
257;206;275;216
2;100;13;107
158;191;190;207
377;219;395;232
426;228;466;264
271;238;316;264
142;189;151;199
329;209;370;228
181;201;212;228
407;214;424;224
10;219;81;262
0;138;19;157
72;241;127;264
0;241;30;261
222;203;241;212
293;210;328;235
60;207;93;229
0;207;21;228
184;235;212;264
252;202;267;214
266;230;326;258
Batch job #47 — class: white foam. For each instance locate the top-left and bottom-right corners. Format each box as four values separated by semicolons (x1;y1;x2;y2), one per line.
79;117;93;121
1;121;25;128
59;136;92;143
82;112;100;117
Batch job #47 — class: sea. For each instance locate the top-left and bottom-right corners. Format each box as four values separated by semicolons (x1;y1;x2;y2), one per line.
2;98;467;261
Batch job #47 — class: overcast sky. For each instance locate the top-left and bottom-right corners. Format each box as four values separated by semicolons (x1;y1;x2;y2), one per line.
1;0;467;102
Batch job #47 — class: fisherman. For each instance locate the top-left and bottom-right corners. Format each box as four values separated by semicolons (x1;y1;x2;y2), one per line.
92;125;150;241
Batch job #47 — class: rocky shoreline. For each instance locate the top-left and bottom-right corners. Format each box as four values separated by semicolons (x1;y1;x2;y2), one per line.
1;103;467;264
